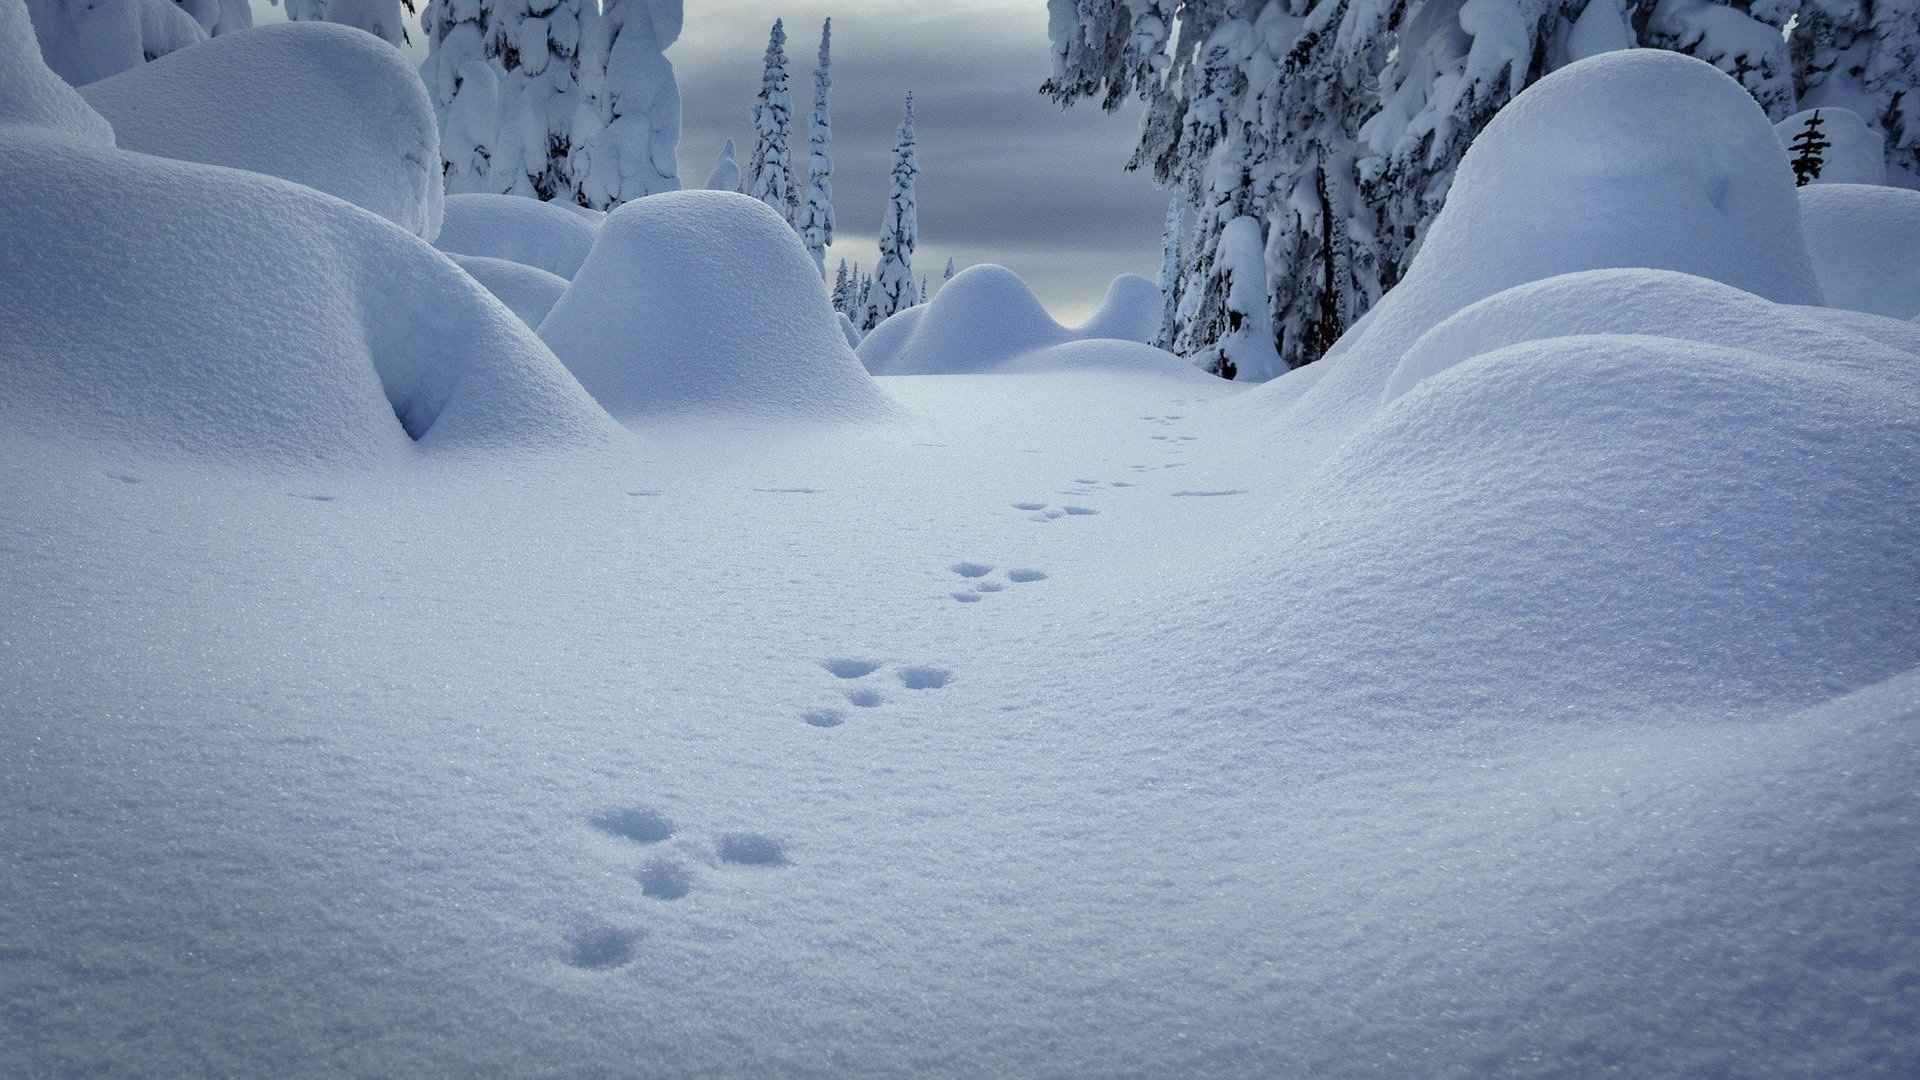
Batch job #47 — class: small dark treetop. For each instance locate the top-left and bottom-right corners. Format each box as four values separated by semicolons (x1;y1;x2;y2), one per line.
1789;111;1831;187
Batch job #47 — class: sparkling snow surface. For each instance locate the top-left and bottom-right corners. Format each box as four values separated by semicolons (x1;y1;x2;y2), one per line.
3;31;1918;1079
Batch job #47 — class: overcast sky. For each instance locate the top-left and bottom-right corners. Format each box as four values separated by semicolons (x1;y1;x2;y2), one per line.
254;0;1166;321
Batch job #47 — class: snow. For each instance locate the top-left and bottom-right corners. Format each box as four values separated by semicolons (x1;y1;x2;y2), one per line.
3;0;116;145
539;190;894;423
860;264;1175;376
570;0;683;209
5;10;1920;1077
705;136;740;190
1072;272;1162;345
82;21;445;241
433;192;600;280
1797;182;1920;320
1777;106;1889;186
23;0;205;87
449;253;570;328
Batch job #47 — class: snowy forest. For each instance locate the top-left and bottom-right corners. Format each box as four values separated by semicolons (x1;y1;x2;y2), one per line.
4;0;1919;1075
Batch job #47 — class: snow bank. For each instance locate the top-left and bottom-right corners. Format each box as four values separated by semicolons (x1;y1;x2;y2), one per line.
0;130;623;471
1384;268;1920;402
1220;331;1920;726
539;190;892;422
1776;107;1887;186
82;22;444;240
24;0;205;87
1071;272;1160;345
450;254;569;328
1332;49;1821;378
434;193;600;280
3;0;116;145
1797;183;1920;320
860;264;1169;375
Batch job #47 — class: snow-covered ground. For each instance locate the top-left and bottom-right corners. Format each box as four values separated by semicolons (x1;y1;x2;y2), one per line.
4;16;1918;1077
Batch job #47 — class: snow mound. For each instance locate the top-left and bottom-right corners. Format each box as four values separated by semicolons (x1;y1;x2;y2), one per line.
3;0;116;145
1071;273;1161;344
23;0;204;87
859;264;1071;374
1384;268;1920;402
1776;107;1886;186
449;254;569;329
0;129;624;471
997;338;1221;380
1797;183;1920;320
83;22;444;240
434;193;599;280
1333;49;1822;377
539;190;892;423
1228;332;1920;725
836;310;863;349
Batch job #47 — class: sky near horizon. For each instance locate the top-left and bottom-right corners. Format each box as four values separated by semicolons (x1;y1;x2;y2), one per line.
252;0;1168;323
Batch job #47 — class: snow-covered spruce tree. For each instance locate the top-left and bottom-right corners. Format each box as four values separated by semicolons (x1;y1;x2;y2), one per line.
275;0;417;47
570;0;682;209
488;0;589;201
864;92;920;330
706;137;741;190
421;0;499;191
1793;0;1920;187
747;18;800;226
832;258;853;312
1643;0;1799;120
1155;196;1183;351
944;256;957;284
798;18;836;275
174;0;250;36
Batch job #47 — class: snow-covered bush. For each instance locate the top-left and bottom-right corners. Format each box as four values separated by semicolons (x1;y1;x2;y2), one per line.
82;22;445;240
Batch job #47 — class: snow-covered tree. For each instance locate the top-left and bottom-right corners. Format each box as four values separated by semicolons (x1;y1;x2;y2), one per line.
1194;215;1279;379
747;18;800;225
1643;0;1799;120
864;92;919;330
1155;197;1183;351
488;0;589;201
24;0;207;85
570;0;682;209
798;19;836;275
832;258;853;312
173;0;250;36
275;0;416;47
421;0;499;190
944;256;957;283
1793;0;1920;187
705;137;741;190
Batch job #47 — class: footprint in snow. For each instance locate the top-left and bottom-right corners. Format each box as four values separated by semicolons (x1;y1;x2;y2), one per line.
897;665;952;690
950;591;983;603
1006;569;1048;583
822;657;881;679
950;561;994;578
1062;506;1100;516
589;806;676;845
1011;501;1048;511
846;687;884;708
1171;489;1246;498
718;832;788;867
564;925;638;971
802;707;846;728
637;859;693;900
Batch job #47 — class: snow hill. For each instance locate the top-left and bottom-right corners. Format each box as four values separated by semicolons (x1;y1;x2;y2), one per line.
82;22;444;240
1798;182;1920;320
4;22;1918;1079
858;264;1165;375
433;192;601;280
540;190;894;423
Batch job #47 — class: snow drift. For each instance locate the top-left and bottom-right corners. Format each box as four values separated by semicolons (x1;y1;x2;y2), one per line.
1797;183;1920;321
1332;49;1822;377
82;22;445;240
0;10;622;473
859;265;1164;375
540;190;893;423
434;192;600;280
450;254;569;329
3;0;116;145
24;0;205;87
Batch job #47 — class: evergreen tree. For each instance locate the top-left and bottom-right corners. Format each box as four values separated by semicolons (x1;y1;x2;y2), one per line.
1793;0;1920;186
489;0;591;201
275;0;416;47
1155;196;1183;351
570;0;683;209
944;256;957;283
832;258;852;312
798;18;836;275
705;137;741;190
1788;110;1833;185
747;18;800;225
865;92;920;330
1644;0;1799;120
173;0;250;36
